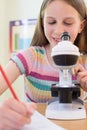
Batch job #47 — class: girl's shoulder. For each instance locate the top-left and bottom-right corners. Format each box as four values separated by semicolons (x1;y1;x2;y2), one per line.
29;46;45;53
15;46;45;57
28;46;46;56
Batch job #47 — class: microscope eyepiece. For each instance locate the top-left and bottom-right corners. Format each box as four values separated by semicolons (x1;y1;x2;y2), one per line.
61;32;70;41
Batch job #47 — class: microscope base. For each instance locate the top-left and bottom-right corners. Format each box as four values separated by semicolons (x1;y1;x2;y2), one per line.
45;99;86;120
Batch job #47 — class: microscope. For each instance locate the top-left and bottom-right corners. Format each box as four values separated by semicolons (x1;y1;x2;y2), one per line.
45;32;86;120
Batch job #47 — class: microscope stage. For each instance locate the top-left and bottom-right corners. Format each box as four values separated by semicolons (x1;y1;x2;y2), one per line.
45;99;86;120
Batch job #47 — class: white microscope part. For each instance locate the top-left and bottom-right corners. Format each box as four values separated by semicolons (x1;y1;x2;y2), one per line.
45;100;86;120
46;32;86;120
51;40;80;56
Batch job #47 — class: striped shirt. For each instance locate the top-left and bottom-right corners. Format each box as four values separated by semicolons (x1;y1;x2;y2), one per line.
11;46;87;103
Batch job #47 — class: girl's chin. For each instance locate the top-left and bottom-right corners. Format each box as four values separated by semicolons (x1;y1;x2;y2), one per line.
53;41;58;45
52;44;57;48
54;42;59;46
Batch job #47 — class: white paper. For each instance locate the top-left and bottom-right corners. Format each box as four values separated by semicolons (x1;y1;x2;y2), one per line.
22;111;66;130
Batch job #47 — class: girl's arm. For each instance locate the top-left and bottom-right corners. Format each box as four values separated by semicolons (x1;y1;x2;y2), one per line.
0;60;21;94
0;60;37;130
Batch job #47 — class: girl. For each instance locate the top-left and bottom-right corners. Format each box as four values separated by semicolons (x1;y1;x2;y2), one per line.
0;0;87;129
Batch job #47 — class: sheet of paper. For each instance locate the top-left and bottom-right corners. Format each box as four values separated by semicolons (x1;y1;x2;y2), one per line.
22;111;66;130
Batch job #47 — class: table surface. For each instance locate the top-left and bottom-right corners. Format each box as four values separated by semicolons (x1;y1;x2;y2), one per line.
37;103;87;130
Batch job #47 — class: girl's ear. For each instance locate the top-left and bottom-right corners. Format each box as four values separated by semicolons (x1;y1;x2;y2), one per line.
79;19;87;33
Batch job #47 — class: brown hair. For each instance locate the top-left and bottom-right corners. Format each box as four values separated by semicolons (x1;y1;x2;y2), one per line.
30;0;87;52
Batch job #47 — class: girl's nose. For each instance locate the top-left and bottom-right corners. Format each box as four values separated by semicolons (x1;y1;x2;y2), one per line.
54;24;65;37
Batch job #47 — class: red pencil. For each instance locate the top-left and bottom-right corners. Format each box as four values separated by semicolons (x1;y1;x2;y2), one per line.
0;65;19;101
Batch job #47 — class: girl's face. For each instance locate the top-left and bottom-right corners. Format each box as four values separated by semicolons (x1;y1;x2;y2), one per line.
43;0;84;49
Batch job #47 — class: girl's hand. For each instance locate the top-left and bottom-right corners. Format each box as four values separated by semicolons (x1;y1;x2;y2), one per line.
75;64;87;91
0;98;37;130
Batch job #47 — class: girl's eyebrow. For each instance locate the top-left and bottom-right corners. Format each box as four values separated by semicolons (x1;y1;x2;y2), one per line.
45;16;75;20
45;16;55;19
64;17;75;20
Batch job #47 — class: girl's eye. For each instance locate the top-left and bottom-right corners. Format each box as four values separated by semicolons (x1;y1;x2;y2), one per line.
64;22;72;26
48;21;56;24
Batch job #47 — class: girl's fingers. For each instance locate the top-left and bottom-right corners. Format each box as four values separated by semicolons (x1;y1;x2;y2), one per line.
74;64;87;91
77;73;87;91
75;64;85;74
22;102;37;118
0;98;36;130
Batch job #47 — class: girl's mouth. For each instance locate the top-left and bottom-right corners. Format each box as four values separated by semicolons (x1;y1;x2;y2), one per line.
53;38;61;44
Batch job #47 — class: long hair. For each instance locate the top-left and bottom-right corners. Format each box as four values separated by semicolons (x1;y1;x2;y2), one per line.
30;0;87;52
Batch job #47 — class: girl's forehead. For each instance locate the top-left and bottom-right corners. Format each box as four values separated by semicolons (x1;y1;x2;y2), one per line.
44;0;80;19
45;0;74;12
